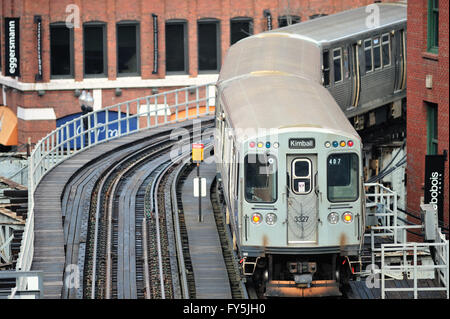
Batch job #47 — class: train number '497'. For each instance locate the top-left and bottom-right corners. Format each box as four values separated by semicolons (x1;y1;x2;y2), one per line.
294;215;309;223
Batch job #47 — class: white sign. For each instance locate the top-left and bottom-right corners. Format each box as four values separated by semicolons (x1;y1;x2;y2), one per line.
298;181;305;193
193;178;207;197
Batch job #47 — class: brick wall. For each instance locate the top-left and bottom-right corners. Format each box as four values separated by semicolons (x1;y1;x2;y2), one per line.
1;0;386;144
406;0;449;230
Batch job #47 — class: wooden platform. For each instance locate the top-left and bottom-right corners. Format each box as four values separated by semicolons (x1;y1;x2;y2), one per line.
31;120;202;299
181;157;232;298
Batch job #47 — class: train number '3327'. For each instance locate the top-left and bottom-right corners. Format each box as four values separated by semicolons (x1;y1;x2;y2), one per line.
294;215;309;223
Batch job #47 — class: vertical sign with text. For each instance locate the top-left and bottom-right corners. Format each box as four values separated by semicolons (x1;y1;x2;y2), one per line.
152;13;158;74
35;15;43;81
5;17;20;77
424;154;446;223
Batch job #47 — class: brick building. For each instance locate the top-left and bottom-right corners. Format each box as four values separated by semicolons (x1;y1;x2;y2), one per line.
406;0;449;229
0;0;385;146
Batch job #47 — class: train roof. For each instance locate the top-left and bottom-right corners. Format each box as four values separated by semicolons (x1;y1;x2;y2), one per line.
218;31;321;84
219;73;359;140
271;2;407;44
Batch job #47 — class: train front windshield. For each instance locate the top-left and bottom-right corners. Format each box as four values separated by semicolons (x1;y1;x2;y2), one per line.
244;154;277;203
327;153;359;202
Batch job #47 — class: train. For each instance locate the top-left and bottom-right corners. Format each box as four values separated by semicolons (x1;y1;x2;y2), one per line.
214;3;406;297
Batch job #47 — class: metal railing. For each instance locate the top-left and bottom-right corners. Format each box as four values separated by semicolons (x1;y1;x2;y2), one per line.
0;271;44;299
12;82;216;296
381;229;449;299
364;183;449;298
364;183;423;265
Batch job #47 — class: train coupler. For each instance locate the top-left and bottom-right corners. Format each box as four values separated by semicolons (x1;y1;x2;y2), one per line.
287;261;317;288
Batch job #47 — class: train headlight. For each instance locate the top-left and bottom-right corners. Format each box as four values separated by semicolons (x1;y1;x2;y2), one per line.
251;213;263;225
340;141;346;147
273;142;279;149
257;142;264;148
348;140;354;147
342;212;353;223
327;212;339;224
324;141;331;148
332;141;339;148
265;213;277;225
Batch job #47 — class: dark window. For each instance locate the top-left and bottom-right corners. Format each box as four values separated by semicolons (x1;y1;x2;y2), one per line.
427;102;438;155
50;24;73;77
278;15;301;28
373;37;381;69
309;13;327;20
230;18;253;45
198;20;220;72
364;39;372;73
327;153;359;202
117;22;140;75
165;21;188;73
333;48;342;82
427;0;439;53
244;154;277;203
381;34;390;66
292;159;312;194
84;23;106;76
322;50;330;86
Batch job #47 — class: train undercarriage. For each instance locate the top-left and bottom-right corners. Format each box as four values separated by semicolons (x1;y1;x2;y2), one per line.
242;253;353;298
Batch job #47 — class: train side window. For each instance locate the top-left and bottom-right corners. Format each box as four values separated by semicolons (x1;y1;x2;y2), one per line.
364;39;372;73
333;48;342;83
244;154;277;203
322;50;330;86
381;34;391;67
327;153;359;202
373;37;381;70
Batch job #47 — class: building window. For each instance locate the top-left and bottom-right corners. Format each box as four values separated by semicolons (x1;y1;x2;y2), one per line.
165;20;188;73
117;22;140;75
364;38;372;73
427;0;439;54
278;15;301;28
50;23;73;78
322;50;330;86
84;23;107;77
381;34;391;67
333;48;342;83
427;102;438;155
198;19;220;72
309;13;327;20
230;18;253;45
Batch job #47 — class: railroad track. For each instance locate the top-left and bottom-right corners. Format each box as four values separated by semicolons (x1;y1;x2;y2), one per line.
82;121;222;299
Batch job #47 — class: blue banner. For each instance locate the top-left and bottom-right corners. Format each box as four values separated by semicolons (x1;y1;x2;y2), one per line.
56;110;138;149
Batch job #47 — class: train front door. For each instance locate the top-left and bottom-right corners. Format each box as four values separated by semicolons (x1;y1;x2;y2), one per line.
286;155;318;244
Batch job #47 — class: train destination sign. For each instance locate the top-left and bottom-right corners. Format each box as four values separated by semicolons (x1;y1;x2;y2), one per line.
288;138;315;149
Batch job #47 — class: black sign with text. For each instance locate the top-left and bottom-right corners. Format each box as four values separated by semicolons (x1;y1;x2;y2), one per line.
288;138;315;149
263;10;272;31
5;17;20;77
424;154;446;222
152;13;158;74
35;15;43;81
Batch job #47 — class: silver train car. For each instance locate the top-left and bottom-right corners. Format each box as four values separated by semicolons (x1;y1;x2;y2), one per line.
212;4;408;298
274;3;407;120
